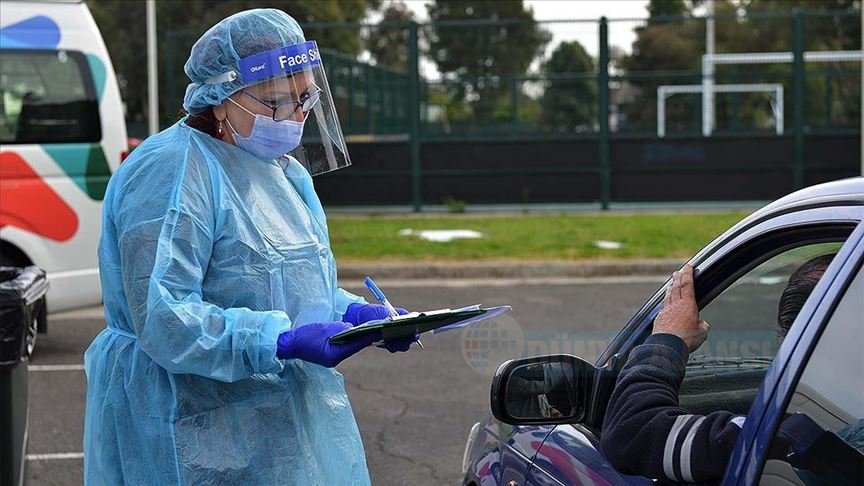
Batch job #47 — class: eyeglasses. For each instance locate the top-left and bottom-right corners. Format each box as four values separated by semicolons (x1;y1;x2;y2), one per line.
242;83;323;121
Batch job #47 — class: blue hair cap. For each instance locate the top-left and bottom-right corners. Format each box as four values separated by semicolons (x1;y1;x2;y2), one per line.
182;9;305;114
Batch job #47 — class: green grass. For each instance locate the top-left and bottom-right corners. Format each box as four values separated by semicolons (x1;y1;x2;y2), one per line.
328;212;749;262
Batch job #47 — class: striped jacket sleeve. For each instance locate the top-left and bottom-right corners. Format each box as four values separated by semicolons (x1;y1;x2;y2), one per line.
600;333;746;483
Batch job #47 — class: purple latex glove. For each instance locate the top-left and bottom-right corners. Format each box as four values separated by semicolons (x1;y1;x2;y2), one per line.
343;303;419;353
343;303;408;325
378;334;418;353
277;322;378;368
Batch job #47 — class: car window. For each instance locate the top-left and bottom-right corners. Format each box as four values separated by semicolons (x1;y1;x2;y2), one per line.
759;263;864;486
0;49;100;143
677;242;844;416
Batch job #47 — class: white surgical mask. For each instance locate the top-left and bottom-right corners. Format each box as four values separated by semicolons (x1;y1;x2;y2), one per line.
225;98;305;160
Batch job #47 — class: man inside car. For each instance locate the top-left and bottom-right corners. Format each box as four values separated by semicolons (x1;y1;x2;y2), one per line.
600;256;837;483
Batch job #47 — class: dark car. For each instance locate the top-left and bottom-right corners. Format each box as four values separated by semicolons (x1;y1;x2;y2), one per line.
462;177;864;485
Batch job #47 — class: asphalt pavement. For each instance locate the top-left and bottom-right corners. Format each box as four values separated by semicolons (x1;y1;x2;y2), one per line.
24;277;665;485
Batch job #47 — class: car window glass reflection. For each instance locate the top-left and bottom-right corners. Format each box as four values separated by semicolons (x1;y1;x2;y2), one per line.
679;242;842;416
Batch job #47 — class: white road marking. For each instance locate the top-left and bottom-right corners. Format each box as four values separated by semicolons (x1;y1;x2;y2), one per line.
26;452;84;461
50;306;104;319
28;364;84;372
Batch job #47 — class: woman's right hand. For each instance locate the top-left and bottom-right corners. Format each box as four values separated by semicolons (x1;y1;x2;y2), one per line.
277;322;377;368
343;303;409;326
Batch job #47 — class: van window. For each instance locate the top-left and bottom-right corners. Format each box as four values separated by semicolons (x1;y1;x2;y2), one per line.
0;49;100;144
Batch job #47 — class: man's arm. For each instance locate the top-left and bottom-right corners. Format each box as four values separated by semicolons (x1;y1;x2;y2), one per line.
600;265;746;483
601;333;745;482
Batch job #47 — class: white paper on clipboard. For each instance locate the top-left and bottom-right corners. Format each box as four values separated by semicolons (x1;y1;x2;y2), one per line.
432;305;512;334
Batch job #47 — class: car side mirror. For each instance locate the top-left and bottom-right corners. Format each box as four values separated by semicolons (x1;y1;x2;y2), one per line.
490;354;596;425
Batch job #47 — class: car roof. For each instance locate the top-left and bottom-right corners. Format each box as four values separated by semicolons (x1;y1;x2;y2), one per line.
754;177;863;216
735;177;863;230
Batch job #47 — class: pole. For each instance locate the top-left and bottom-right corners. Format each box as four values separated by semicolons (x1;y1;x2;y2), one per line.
775;85;784;136
408;21;422;212
703;0;715;137
792;10;805;189
860;10;863;176
146;0;159;135
598;17;610;210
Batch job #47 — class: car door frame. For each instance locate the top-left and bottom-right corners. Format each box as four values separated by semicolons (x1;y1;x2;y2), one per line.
724;220;864;485
595;205;863;370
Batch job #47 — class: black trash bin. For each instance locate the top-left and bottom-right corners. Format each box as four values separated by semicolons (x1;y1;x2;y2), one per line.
0;266;48;486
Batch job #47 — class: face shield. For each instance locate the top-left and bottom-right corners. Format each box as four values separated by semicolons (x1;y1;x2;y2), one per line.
213;40;349;176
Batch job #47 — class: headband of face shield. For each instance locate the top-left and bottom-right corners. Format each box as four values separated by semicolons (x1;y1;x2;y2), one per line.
205;40;350;176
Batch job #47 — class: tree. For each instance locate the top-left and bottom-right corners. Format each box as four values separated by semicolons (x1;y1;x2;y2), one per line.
540;41;596;131
368;1;414;70
619;2;703;132
87;0;381;132
647;0;689;17
729;0;861;128
426;0;551;122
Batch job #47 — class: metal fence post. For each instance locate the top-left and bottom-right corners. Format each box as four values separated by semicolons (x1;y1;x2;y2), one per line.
408;21;422;212
346;61;354;131
366;64;373;134
511;77;519;125
598;17;611;210
793;10;805;189
824;70;832;128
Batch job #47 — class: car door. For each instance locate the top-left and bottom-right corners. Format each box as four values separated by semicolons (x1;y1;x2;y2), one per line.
470;421;552;486
527;423;653;485
525;207;861;485
727;221;864;485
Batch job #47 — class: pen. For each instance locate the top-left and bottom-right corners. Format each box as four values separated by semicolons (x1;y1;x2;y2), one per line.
364;276;424;349
364;276;398;317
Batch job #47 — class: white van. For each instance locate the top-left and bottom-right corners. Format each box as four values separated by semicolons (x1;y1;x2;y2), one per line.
0;0;126;319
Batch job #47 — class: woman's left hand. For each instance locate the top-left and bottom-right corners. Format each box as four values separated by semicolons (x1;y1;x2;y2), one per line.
376;333;420;353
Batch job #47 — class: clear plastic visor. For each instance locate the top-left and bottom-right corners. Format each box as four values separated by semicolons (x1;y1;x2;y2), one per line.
232;40;350;176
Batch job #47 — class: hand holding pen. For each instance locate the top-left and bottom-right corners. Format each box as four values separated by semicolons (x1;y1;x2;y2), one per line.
364;276;424;349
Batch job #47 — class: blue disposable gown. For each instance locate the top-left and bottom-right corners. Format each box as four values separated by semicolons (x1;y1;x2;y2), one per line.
84;120;370;485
